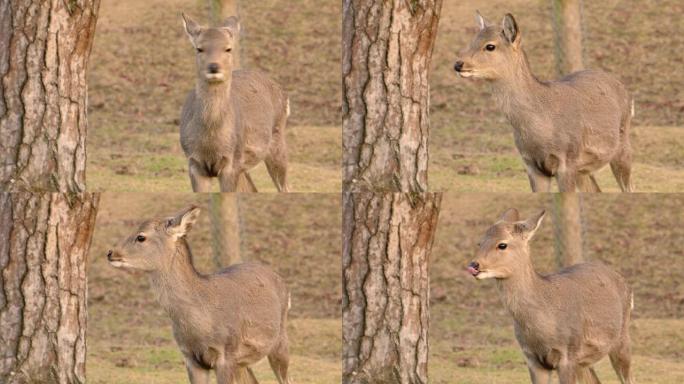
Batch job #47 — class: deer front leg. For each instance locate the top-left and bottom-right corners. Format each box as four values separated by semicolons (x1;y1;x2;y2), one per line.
215;358;236;384
189;159;212;192
218;163;239;192
556;164;578;192
184;356;211;384
557;361;578;384
524;163;552;192
524;357;552;384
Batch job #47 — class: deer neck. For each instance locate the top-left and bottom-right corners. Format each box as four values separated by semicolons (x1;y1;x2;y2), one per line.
495;255;549;324
150;239;206;319
195;74;235;131
490;51;544;124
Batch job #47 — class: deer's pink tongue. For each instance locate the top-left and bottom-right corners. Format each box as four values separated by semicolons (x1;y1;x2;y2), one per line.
467;266;479;276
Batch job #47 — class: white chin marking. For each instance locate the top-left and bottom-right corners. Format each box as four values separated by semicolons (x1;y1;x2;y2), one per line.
109;260;126;268
205;73;225;82
475;271;497;280
459;72;474;78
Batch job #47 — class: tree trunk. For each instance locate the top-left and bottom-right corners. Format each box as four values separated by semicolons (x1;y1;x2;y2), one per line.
552;193;583;266
209;194;242;267
0;193;100;384
0;1;101;192
551;0;584;74
209;0;240;67
342;1;443;192
342;192;442;384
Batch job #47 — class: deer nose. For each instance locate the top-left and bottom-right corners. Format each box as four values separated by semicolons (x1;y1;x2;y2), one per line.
107;250;113;261
208;63;220;74
467;261;480;276
454;61;464;72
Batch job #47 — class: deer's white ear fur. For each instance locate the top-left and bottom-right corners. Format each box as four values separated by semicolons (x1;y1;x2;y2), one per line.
167;206;201;239
182;13;202;47
476;10;490;30
519;210;545;240
220;16;240;37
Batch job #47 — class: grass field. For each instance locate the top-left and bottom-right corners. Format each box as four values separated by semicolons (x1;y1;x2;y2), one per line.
430;0;684;192
87;194;341;383
86;0;340;192
429;194;684;383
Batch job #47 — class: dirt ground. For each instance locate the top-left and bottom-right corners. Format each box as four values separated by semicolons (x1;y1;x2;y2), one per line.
430;0;684;192
86;0;340;192
430;193;684;383
86;193;341;383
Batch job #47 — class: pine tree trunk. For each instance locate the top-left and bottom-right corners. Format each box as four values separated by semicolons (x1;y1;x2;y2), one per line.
342;192;442;384
0;193;100;384
0;1;101;192
342;0;443;192
552;193;583;266
209;194;242;267
551;0;584;74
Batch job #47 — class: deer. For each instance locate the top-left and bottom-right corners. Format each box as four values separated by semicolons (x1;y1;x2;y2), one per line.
466;208;634;384
454;12;634;192
107;206;292;384
180;13;290;192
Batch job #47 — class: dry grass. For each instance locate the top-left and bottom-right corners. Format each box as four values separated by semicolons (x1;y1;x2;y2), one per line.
429;0;684;192
429;194;684;383
86;0;340;192
87;193;341;383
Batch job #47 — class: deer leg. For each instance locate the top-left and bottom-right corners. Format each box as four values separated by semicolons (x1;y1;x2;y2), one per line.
215;359;236;384
609;339;635;384
610;147;633;192
233;366;260;384
236;172;258;192
556;167;578;192
577;174;601;192
557;361;578;384
218;169;239;192
265;119;290;192
189;160;212;192
184;357;211;384
268;339;292;384
525;164;552;192
575;366;602;384
523;356;552;384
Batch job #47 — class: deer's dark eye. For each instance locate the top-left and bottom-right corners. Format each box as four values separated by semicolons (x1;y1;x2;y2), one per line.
497;243;507;250
197;48;204;53
485;44;496;51
136;235;146;243
225;48;232;53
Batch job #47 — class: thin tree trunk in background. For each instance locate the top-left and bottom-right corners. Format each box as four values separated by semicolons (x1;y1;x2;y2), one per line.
209;0;240;67
209;194;242;267
552;193;583;266
343;192;442;384
0;1;101;192
0;193;99;384
342;1;443;192
551;0;584;74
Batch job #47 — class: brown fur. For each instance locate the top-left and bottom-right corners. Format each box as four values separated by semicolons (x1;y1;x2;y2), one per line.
454;12;634;192
467;208;635;384
107;206;292;384
181;14;290;192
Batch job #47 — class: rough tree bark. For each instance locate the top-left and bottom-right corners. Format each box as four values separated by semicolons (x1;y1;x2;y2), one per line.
551;0;584;74
209;194;242;267
552;193;584;266
342;0;443;192
0;1;101;192
342;192;442;384
0;193;100;384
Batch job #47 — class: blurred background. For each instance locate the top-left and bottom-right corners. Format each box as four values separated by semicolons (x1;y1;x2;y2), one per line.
87;193;341;383
86;0;340;192
430;193;684;383
430;0;684;191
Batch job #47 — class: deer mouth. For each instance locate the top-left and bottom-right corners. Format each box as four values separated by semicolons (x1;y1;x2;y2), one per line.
205;73;225;82
457;70;475;78
467;266;480;277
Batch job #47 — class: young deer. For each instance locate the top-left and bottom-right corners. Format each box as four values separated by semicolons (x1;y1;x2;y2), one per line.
454;12;634;192
181;14;290;192
107;206;292;384
467;208;634;384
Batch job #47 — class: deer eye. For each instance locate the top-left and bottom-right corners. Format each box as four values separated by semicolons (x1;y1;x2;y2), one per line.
136;235;146;243
485;44;496;51
196;48;204;53
497;243;507;250
225;48;232;53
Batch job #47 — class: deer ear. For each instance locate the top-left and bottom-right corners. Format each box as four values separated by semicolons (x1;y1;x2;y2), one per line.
220;16;240;37
475;10;490;30
517;210;545;240
181;13;202;47
167;206;201;239
501;13;520;46
500;208;520;222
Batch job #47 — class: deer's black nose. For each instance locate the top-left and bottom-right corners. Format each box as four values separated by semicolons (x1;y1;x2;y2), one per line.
208;63;220;73
454;61;464;72
107;250;113;261
468;261;479;271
